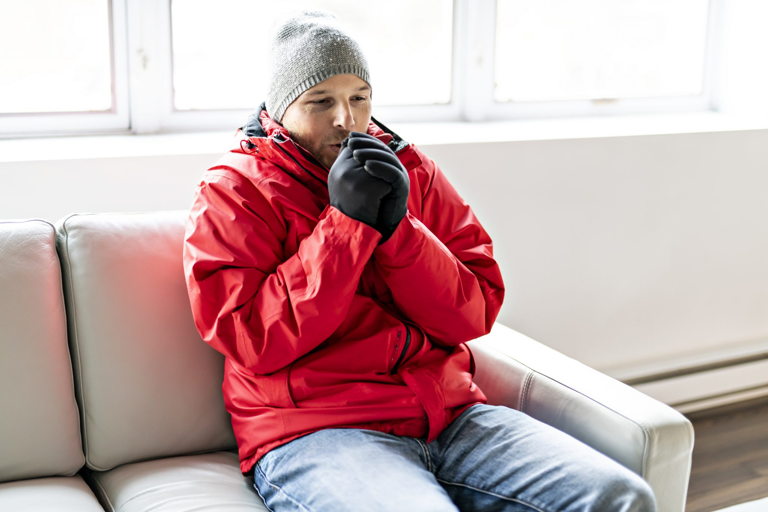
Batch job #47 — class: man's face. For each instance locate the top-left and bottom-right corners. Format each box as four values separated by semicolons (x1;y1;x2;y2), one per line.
280;74;372;169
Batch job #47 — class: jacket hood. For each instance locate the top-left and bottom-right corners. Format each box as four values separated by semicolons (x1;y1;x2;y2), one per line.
241;103;275;142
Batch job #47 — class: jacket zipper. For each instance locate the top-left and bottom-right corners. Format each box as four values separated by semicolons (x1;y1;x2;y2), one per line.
390;324;412;374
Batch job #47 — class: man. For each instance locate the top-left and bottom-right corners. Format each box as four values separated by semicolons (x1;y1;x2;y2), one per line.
183;11;655;512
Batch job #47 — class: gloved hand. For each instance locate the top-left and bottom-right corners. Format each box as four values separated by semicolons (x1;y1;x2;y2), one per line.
328;138;392;230
346;132;410;241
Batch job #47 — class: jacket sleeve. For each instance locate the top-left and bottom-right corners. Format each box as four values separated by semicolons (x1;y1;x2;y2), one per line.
373;150;504;346
183;170;380;374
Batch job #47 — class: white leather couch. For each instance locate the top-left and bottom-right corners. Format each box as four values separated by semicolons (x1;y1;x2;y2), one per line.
0;212;694;511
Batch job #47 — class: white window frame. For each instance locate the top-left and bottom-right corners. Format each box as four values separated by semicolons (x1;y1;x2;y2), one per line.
0;0;722;137
131;0;726;130
0;0;130;137
447;0;721;123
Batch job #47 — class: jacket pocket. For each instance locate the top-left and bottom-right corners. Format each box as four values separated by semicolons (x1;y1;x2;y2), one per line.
227;361;296;409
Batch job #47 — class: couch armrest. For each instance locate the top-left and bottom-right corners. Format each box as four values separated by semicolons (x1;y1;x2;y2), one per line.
468;323;694;512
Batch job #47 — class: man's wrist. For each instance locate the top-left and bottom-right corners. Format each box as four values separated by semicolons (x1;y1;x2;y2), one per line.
375;212;413;253
324;205;383;246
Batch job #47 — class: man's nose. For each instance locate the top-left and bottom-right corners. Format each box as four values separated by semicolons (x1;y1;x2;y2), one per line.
333;101;355;130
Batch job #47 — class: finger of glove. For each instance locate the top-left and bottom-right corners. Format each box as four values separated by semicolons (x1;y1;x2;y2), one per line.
353;147;402;168
350;143;398;165
364;159;409;188
332;183;391;210
331;171;391;227
347;131;372;139
341;132;364;148
347;131;382;143
338;143;355;159
359;175;392;199
329;145;356;174
347;134;404;171
344;131;381;151
338;168;392;198
347;133;391;152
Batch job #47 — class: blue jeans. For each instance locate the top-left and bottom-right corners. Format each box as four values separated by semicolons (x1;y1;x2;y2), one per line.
253;404;656;511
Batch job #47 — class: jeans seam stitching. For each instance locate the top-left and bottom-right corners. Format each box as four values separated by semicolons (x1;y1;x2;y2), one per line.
415;438;433;473
437;478;549;512
255;463;313;512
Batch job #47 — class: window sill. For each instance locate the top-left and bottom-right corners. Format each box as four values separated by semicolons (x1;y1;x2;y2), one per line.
389;111;768;146
1;112;767;163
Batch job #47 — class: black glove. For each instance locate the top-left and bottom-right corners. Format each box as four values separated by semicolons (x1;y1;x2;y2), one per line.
346;132;410;241
328;138;392;230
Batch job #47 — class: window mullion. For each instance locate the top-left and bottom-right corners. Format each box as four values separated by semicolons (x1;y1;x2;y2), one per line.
109;0;130;129
125;0;174;134
704;0;726;112
455;0;496;122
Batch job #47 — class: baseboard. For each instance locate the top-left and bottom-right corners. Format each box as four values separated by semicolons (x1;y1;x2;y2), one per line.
638;378;768;414
602;337;768;413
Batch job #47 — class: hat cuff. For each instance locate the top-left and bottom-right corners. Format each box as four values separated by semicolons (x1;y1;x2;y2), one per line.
271;64;370;123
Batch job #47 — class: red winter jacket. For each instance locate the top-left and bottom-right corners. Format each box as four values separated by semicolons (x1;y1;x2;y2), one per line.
183;107;505;474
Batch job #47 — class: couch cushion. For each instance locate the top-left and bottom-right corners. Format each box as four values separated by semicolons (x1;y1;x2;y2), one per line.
0;220;84;482
0;476;104;511
90;451;266;512
56;212;235;471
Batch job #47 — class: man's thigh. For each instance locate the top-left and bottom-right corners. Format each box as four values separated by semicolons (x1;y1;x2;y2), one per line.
431;404;656;512
253;428;458;512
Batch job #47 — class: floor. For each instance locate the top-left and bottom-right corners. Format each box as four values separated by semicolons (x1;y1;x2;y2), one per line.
685;398;768;512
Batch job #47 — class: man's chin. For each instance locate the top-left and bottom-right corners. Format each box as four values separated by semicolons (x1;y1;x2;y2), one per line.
321;150;341;169
318;155;336;170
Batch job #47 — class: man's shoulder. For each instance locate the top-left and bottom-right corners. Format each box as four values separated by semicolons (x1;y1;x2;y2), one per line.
204;149;290;188
399;143;430;170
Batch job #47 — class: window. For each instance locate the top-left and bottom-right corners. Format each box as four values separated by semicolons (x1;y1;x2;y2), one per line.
0;0;128;136
0;0;722;136
170;0;453;111
0;0;113;113
494;0;711;103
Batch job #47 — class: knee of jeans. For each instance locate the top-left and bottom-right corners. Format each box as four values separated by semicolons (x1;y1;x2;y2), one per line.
603;472;657;512
632;479;657;512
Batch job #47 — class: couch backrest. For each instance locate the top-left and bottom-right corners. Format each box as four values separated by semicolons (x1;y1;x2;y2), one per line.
0;220;85;482
56;211;235;471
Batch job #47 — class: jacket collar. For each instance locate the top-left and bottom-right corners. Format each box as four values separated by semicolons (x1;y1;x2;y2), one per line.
235;104;418;187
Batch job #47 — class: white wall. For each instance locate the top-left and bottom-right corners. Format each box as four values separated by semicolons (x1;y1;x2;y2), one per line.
0;154;212;221
424;130;768;373
2;127;768;409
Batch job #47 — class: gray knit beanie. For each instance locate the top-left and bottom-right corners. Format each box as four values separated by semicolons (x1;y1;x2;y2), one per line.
266;11;370;123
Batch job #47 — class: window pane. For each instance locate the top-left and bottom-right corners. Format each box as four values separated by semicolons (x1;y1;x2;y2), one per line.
171;0;452;110
0;0;112;113
495;0;710;102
